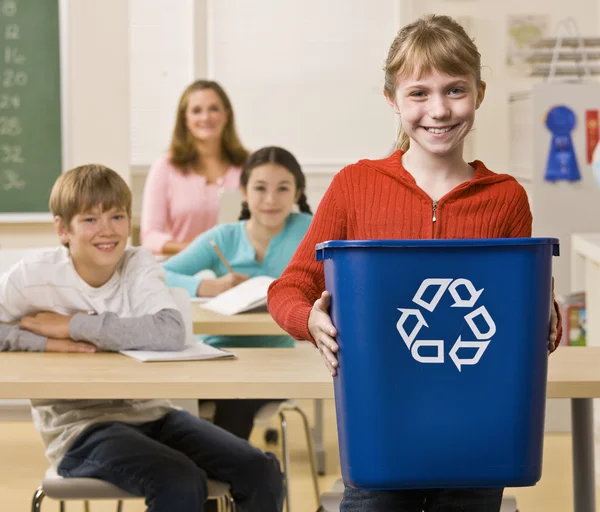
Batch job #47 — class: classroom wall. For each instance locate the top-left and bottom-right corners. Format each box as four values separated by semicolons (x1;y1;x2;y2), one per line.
0;0;594;431
5;0;599;248
128;0;600;219
410;0;599;176
129;0;403;221
0;0;129;248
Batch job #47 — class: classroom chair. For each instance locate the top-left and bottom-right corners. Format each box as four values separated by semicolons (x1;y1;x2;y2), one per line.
31;288;237;511
197;398;321;512
254;400;321;512
0;248;60;423
217;188;243;224
31;467;235;511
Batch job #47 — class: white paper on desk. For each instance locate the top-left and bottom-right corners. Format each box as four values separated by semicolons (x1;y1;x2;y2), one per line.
200;275;275;316
190;296;210;303
120;343;236;362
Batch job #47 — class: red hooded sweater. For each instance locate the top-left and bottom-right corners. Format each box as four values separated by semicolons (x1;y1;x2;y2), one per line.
267;150;562;347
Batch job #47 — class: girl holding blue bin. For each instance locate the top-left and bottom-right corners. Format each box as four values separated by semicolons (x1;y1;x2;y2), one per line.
268;14;562;512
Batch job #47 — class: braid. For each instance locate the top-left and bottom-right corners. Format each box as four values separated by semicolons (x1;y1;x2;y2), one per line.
297;193;312;215
238;201;251;220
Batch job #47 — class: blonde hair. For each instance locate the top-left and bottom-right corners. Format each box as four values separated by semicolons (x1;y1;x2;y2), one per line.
384;14;482;151
169;80;249;172
49;164;132;229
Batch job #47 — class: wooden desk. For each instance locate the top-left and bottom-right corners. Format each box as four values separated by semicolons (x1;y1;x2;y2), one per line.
192;306;286;336
0;344;328;399
1;337;595;510
0;344;595;399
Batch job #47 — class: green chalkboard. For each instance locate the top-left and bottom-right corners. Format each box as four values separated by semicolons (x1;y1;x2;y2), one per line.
0;0;61;213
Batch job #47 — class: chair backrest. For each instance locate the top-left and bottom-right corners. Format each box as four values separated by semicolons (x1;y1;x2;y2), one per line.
0;247;56;275
168;287;201;416
169;287;196;348
217;188;243;224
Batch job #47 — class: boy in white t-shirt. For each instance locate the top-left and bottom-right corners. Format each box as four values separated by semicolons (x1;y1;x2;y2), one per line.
0;164;283;512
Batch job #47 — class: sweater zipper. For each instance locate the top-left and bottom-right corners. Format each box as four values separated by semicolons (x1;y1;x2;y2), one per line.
432;200;438;239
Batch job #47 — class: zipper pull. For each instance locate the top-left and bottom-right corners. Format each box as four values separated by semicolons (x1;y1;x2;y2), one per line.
432;200;438;222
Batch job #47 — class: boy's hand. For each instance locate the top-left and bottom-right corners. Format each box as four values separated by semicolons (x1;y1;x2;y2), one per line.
309;291;339;377
20;312;72;339
548;277;558;353
45;338;97;353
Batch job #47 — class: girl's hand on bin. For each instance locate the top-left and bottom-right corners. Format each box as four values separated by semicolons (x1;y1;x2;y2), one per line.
309;291;339;376
548;277;558;353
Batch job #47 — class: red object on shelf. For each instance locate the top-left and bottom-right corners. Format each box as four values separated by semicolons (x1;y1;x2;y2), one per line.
585;110;599;164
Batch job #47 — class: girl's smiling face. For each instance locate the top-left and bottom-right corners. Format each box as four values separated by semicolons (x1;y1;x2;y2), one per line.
387;68;485;159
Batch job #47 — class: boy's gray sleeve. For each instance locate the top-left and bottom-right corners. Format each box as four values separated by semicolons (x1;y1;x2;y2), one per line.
0;323;47;352
68;308;186;352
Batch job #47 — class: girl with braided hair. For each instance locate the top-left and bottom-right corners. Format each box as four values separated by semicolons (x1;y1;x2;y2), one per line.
163;146;312;439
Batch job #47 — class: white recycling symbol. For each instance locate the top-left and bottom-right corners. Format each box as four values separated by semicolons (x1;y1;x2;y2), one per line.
396;278;496;371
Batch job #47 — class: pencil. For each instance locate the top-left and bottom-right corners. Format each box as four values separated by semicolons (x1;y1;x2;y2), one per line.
209;240;235;273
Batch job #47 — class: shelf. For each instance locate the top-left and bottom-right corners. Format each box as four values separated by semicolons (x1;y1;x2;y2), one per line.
531;37;600;48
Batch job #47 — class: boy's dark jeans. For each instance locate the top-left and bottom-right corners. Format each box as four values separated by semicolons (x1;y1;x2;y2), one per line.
58;409;284;512
341;486;504;512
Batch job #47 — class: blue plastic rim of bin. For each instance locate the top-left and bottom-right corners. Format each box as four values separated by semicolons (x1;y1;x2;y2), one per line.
316;238;559;490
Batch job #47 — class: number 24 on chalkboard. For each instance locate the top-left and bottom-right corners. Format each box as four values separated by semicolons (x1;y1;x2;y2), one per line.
0;94;20;109
0;116;21;136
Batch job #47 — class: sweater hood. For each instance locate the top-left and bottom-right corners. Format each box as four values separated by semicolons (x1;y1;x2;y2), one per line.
358;150;517;188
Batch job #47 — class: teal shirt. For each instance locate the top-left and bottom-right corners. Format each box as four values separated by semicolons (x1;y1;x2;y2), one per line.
163;213;312;348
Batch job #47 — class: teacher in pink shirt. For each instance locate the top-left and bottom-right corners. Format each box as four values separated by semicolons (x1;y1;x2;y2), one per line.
141;80;249;255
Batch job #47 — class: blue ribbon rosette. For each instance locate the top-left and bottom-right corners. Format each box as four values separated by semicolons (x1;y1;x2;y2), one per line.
544;105;581;182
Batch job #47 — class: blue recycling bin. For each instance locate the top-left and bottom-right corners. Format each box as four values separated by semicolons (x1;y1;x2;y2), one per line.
316;238;559;490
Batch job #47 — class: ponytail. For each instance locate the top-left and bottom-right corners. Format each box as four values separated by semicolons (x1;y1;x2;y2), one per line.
297;193;312;215
396;124;410;151
238;201;250;221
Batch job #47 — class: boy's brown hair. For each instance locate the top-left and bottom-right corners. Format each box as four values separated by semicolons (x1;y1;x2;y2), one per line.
49;164;132;228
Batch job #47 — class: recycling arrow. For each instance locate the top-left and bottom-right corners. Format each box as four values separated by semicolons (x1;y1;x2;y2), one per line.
396;308;428;349
412;278;452;312
448;278;483;307
449;336;491;372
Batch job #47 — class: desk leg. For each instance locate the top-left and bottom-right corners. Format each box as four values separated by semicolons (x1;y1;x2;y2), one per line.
572;398;596;512
313;399;326;475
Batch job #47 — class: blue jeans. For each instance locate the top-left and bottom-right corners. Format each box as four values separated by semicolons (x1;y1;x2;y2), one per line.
341;486;504;512
57;410;284;512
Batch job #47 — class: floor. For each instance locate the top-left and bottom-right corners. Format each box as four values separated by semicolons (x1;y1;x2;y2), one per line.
0;399;594;511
